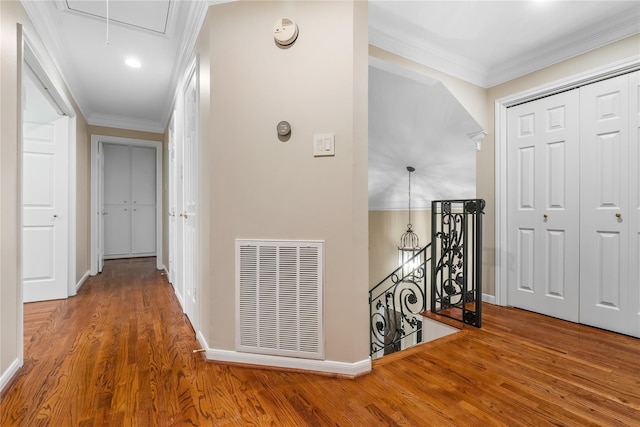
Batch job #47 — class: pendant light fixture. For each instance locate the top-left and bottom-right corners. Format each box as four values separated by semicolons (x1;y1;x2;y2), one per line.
398;166;420;277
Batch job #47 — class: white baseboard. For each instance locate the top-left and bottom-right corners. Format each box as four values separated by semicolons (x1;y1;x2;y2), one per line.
76;270;90;293
196;331;371;377
0;358;22;393
482;293;496;304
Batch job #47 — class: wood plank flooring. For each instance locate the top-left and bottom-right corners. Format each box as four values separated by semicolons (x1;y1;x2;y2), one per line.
2;257;640;426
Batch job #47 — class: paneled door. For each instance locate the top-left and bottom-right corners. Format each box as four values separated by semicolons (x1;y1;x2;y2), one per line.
131;146;157;254
23;117;69;302
507;89;580;322
168;113;178;285
182;64;199;330
580;72;638;337
630;71;640;337
102;144;156;258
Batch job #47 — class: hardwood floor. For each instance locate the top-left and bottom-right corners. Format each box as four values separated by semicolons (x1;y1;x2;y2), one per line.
2;258;639;426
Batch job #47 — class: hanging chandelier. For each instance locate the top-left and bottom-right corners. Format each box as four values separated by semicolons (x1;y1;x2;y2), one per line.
398;166;420;276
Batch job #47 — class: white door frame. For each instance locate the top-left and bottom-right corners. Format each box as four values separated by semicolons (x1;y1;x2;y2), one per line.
90;135;163;274
23;33;78;297
494;56;640;306
17;28;78;371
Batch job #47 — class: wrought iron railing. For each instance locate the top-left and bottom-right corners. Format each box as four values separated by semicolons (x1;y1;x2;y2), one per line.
369;245;431;358
431;199;484;327
369;199;485;358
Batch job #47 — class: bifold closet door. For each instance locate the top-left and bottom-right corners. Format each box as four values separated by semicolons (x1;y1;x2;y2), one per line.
131;147;156;255
507;89;581;322
103;144;132;257
103;144;157;258
580;72;639;337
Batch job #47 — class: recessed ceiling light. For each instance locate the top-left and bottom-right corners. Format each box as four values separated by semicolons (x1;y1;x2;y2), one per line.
125;58;141;68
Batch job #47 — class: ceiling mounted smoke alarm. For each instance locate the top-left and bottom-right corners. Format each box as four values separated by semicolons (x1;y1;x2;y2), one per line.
273;17;299;47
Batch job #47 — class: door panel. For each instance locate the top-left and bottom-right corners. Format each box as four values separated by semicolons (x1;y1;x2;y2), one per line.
23;117;69;302
132;147;156;205
132;205;156;254
507;89;580;322
580;74;632;335
104;205;131;257
103;144;131;205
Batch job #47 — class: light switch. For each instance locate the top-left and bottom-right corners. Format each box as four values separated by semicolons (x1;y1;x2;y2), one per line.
313;133;334;157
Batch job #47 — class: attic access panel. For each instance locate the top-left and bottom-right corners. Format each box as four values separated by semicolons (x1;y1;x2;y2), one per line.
65;0;171;34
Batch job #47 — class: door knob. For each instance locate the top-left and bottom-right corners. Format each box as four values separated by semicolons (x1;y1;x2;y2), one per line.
543;214;548;219
615;213;621;218
180;212;188;218
53;214;58;218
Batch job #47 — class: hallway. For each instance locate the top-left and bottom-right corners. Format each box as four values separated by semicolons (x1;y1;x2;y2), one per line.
2;258;640;426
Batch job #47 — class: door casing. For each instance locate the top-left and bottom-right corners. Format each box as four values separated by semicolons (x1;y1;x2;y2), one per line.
90;135;163;274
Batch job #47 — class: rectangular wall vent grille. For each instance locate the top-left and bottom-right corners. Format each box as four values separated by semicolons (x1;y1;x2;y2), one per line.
236;240;324;360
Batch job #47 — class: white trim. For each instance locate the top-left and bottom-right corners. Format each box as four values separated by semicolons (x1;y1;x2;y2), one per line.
0;358;22;393
482;293;495;305
75;270;90;293
67;116;77;296
369;10;640;88
494;55;640;307
196;332;371;377
90;135;164;275
87;113;165;134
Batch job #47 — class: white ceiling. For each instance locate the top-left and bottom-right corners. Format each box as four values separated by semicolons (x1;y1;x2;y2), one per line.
21;0;640;209
22;0;212;133
370;0;640;88
368;59;481;209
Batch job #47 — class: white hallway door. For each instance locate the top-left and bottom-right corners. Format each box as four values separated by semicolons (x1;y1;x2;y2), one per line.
507;89;581;322
23;117;69;303
182;64;199;330
507;71;640;338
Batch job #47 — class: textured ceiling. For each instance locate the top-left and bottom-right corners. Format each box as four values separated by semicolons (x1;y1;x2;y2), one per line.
369;60;480;210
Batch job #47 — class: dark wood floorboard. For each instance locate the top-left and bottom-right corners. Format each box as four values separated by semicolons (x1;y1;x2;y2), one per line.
2;257;639;426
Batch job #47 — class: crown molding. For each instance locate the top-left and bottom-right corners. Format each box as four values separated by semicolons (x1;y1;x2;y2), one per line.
21;0;90;119
486;13;640;87
369;27;489;88
88;112;165;134
160;0;210;129
370;11;640;89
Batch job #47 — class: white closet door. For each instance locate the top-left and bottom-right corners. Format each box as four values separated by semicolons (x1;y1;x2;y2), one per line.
103;144;131;205
132;205;156;254
627;71;639;337
103;143;156;258
580;73;634;336
131;146;156;205
131;146;156;255
104;205;131;257
507;89;580;322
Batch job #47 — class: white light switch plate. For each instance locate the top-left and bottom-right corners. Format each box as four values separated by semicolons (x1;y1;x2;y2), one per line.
313;133;334;157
